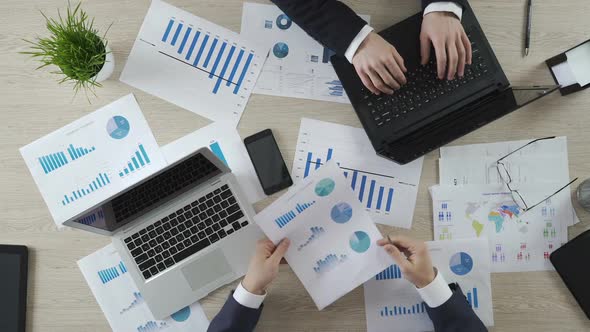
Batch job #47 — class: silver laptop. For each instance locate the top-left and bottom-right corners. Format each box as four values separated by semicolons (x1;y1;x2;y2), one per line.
64;148;263;319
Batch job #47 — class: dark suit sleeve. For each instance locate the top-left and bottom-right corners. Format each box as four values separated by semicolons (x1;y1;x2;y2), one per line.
425;283;487;332
270;0;368;57
207;292;263;332
422;0;468;10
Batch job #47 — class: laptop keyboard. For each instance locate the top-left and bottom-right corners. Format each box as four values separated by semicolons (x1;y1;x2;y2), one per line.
361;37;490;127
123;184;249;280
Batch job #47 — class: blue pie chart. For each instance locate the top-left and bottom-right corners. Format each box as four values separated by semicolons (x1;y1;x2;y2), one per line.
107;115;130;139
349;231;371;253
273;42;289;59
315;178;335;197
276;14;292;30
331;202;352;224
449;252;473;276
171;306;191;322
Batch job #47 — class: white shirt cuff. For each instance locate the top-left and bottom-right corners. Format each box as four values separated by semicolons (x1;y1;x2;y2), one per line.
415;268;453;308
344;24;374;63
233;282;266;309
424;2;464;21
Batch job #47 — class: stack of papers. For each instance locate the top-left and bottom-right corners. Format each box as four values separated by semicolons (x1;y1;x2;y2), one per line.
364;238;494;332
78;244;209;332
432;137;578;272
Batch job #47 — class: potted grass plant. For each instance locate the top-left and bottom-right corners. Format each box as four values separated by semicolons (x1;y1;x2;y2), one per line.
22;2;114;96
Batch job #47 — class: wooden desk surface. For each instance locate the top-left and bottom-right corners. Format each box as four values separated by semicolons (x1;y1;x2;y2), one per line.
2;0;590;330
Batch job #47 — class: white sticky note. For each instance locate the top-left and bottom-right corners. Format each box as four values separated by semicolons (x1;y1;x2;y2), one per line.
566;42;590;86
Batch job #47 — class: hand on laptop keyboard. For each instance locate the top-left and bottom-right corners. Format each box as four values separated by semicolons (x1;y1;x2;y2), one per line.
420;11;473;80
352;32;408;95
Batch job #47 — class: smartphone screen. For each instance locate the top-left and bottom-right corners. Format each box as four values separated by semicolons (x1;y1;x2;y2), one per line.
245;130;293;195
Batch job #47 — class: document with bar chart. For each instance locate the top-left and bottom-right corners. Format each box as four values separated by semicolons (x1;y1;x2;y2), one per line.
241;3;370;104
120;0;267;127
364;238;493;332
292;118;423;228
78;244;209;332
19;94;166;226
431;184;570;272
160;122;266;204
255;162;391;310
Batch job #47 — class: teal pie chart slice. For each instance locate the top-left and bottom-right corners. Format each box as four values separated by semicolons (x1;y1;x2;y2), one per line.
449;252;473;276
315;178;335;197
107;115;130;139
171;306;191;322
349;231;371;253
273;42;289;59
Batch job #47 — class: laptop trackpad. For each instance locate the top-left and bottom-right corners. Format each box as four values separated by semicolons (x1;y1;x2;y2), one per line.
181;249;234;291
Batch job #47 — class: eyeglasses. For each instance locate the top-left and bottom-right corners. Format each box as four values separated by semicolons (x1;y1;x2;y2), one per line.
496;137;578;212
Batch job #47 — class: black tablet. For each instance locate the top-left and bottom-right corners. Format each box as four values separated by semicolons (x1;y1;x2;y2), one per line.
0;245;28;332
550;230;590;319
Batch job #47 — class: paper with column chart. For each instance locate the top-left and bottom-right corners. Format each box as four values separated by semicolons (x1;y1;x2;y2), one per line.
240;3;370;103
255;162;391;310
120;0;267;127
78;244;209;332
292;118;424;228
438;137;579;226
19;94;166;226
161;122;266;204
431;184;573;272
364;238;493;332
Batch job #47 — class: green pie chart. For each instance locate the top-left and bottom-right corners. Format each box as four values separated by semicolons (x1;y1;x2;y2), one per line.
315;178;335;197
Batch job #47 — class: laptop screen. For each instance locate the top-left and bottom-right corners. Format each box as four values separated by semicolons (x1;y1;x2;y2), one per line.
73;152;222;232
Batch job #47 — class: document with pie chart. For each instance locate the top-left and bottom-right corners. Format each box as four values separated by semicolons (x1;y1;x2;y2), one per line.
255;162;391;310
363;238;493;332
19;94;166;226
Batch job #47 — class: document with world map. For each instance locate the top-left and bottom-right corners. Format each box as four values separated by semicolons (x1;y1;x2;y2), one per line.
431;184;572;272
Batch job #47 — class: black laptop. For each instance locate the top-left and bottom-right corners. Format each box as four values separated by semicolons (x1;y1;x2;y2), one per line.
331;2;559;165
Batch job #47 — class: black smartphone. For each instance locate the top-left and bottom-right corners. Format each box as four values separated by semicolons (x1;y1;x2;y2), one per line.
244;129;293;195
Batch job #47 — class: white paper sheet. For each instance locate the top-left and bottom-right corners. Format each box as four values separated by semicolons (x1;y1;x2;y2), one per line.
240;3;369;104
431;184;572;272
551;62;577;87
292;118;424;228
78;244;209;332
19;94;166;226
566;42;590;86
364;238;494;332
438;137;579;226
120;0;267;127
161;123;266;204
255;162;391;309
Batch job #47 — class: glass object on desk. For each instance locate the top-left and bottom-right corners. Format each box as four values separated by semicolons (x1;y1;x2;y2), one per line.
577;179;590;211
496;136;578;212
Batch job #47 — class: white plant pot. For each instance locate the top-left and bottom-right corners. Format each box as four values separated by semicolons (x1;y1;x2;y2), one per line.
93;44;115;83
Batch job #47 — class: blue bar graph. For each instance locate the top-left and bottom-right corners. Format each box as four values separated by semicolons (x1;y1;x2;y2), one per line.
274;201;316;228
61;172;111;206
466;288;479;309
97;261;128;284
137;320;167;332
379;303;426;317
119;144;152;178
76;209;105;226
376;264;403;280
303;148;334;178
38;144;96;174
160;19;256;95
209;142;228;166
298;226;326;251
313;253;348;273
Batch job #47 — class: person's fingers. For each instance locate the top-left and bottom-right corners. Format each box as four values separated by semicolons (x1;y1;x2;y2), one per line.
356;67;380;95
391;49;407;73
433;39;447;79
368;68;393;94
389;235;418;251
446;40;458;80
420;33;431;66
461;32;472;65
270;238;290;264
456;37;466;77
377;238;390;246
383;244;412;271
385;58;406;86
378;64;400;91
